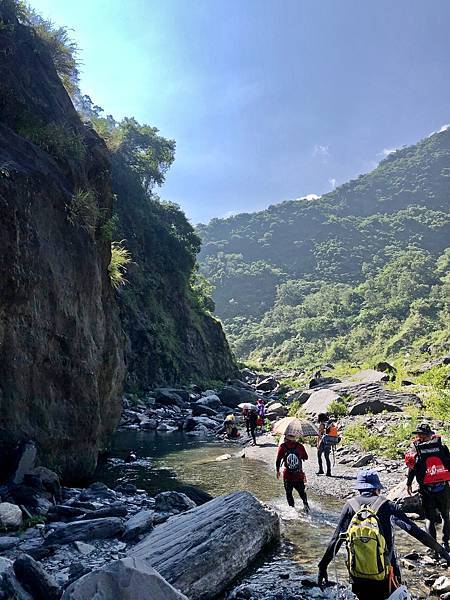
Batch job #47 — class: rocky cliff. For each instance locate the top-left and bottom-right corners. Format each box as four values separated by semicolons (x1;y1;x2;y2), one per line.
0;4;125;482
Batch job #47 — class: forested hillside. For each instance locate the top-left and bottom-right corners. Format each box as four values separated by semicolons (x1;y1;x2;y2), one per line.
198;129;450;367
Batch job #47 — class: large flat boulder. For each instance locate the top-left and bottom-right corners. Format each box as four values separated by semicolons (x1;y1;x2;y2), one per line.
129;491;279;600
218;386;257;408
350;369;389;383
303;389;341;416
44;517;124;545
61;557;187;599
330;381;421;414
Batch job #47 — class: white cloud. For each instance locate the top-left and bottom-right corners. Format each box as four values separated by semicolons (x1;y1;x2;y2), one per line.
296;193;321;201
329;178;337;189
222;210;238;218
427;123;450;137
379;148;396;158
313;144;330;158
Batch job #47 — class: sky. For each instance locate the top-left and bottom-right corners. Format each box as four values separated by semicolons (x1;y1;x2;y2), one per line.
31;0;450;224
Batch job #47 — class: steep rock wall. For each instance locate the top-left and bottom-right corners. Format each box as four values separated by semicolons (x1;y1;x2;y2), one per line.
0;5;125;482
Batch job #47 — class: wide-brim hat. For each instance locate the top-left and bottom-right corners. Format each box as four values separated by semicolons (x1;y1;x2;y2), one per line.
355;469;384;490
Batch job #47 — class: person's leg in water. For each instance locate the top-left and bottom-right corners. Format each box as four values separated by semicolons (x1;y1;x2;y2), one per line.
292;479;309;512
245;419;250;436
284;480;295;507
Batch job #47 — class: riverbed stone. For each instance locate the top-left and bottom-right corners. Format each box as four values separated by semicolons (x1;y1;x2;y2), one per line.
266;402;288;420
431;575;450;594
130;491;280;600
330;381;421;414
351;369;390;383
154;492;195;514
44;517;124;545
0;502;22;529
218;386;257;408
79;503;128;520
61;557;188;599
303;389;341;416
13;553;60;600
123;510;154;542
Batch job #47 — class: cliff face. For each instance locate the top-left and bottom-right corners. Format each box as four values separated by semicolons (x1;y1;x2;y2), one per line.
0;6;125;482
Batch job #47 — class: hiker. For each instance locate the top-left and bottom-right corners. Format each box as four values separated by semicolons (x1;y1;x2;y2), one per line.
223;414;240;439
256;398;265;432
248;407;258;445
317;413;339;476
276;434;310;512
242;406;251;436
318;469;450;600
406;423;450;550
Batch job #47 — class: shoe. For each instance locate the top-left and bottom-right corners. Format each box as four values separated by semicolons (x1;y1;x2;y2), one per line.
326;473;332;477
316;471;324;475
303;502;310;513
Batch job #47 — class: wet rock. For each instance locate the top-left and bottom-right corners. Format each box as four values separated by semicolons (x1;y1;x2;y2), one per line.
218;386;257;408
156;423;177;432
154;492;196;514
215;454;232;461
130;491;280;600
61;557;188;599
183;417;197;432
14;554;60;600
0;502;22;529
79;503;128;520
139;418;158;430
303;389;341;416
79;482;116;502
352;454;374;468
123;510;154;542
174;486;213;506
44;517;124;546
28;467;61;499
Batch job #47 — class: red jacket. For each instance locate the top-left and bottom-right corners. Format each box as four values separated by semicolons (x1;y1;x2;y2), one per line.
276;441;308;482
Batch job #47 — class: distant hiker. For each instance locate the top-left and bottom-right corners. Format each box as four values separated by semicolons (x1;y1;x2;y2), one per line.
248;407;258;445
125;451;137;463
318;469;450;600
406;423;450;550
317;413;339;477
242;406;251;435
224;414;239;439
276;434;310;512
256;398;265;431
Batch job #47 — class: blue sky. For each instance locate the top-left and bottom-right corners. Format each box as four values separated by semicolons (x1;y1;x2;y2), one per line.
32;0;450;224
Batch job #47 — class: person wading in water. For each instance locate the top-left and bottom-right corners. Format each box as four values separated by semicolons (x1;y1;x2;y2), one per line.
276;434;310;512
318;469;450;600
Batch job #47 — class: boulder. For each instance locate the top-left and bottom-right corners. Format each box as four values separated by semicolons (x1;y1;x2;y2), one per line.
130;491;280;600
61;557;188;600
375;361;397;376
79;503;128;520
284;389;311;404
0;557;34;600
27;467;61;500
352;454;375;468
155;390;186;408
192;416;219;430
0;536;19;551
191;403;218;417
431;576;450;594
123;510;154;542
255;376;277;392
0;502;22;529
79;482;116;502
227;379;254;390
265;403;288;420
331;381;421;414
303;389;341;416
351;369;390;383
386;480;422;514
174;486;213;506
44;517;124;545
13;554;60;600
139;418;158;430
115;483;138;495
183;417;197;432
218;386;257;408
309;376;341;389
73;541;95;555
47;505;91;521
196;394;222;410
348;399;402;416
154;492;195;514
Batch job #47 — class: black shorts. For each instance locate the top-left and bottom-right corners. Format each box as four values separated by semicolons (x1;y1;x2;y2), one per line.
422;485;449;520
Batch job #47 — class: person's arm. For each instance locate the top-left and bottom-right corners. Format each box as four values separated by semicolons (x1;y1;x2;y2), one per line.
391;503;450;561
318;503;353;577
442;443;450;471
299;443;308;461
276;445;285;478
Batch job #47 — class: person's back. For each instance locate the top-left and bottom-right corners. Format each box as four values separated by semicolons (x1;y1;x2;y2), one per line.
276;436;309;512
318;469;450;600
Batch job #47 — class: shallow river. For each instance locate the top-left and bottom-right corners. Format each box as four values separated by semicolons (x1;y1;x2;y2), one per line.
95;430;432;598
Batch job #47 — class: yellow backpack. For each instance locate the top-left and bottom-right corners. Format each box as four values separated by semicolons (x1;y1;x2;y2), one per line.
345;496;389;581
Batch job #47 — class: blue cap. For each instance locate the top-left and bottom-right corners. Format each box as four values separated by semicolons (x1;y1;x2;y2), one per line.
355;469;384;490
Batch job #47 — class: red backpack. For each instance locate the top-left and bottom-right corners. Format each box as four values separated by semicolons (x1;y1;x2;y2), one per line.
415;436;450;485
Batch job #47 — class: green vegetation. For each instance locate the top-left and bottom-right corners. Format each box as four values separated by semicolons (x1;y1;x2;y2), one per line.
343;416;419;459
68;189;98;234
328;398;349;416
109;241;132;288
287;400;306;418
198;128;450;370
17;121;85;163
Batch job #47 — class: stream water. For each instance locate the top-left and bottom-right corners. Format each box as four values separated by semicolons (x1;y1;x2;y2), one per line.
95;430;432;598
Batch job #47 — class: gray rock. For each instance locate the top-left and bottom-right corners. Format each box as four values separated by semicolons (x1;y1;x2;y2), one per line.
73;541;95;555
130;491;280;600
352;454;375;468
350;369;390;383
386;480;422;514
0;536;19;551
13;554;60;600
266;402;288;420
27;467;61;499
0;502;22;529
196;394;222;410
139;418;158;430
47;505;91;521
348;399;402;415
123;510;154;542
303;389;342;416
284;389;311;404
44;517;124;545
191;403;218;417
192;416;219;429
174;486;213;506
154;492;196;514
79;503;128;520
331;381;421;414
431;575;450;594
218;386;257;408
79;482;116;502
155;389;186;408
255;376;277;391
61;557;188;599
0;557;33;600
115;483;138;495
